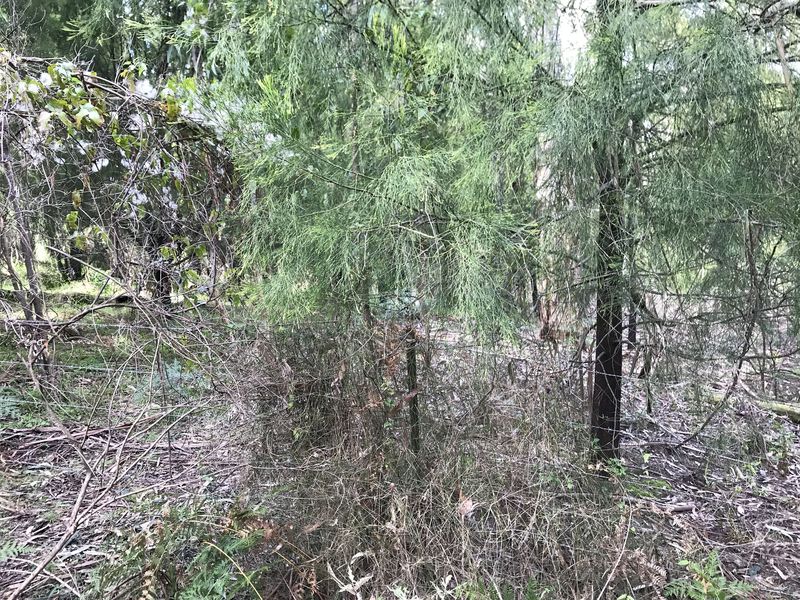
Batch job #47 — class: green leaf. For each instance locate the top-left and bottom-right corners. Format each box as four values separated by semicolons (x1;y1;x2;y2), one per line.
65;211;79;232
87;109;103;126
74;102;103;128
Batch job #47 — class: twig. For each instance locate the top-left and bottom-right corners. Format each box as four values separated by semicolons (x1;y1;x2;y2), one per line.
7;471;92;600
6;558;80;598
596;509;632;600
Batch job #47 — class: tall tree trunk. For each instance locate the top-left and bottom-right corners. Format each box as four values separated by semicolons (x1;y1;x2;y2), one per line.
149;229;173;309
154;264;172;307
1;141;51;382
591;171;624;461
109;219;129;281
590;0;625;463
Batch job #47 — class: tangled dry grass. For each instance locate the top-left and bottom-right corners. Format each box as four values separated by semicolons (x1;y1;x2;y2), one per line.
222;319;800;599
1;312;798;599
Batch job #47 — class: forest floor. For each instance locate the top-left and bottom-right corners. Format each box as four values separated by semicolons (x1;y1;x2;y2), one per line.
615;378;800;598
0;302;798;599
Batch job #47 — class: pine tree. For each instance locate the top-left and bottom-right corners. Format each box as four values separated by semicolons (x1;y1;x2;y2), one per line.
544;0;800;459
184;0;800;459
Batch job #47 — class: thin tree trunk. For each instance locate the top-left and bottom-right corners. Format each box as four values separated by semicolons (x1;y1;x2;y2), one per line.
1;142;51;381
154;265;171;307
776;31;795;100
0;214;33;320
109;223;128;281
406;325;420;460
3;155;45;320
590;0;625;463
56;242;86;282
591;175;624;461
627;301;637;348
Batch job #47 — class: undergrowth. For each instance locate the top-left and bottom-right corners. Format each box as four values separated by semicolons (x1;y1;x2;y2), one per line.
92;501;268;599
665;552;752;600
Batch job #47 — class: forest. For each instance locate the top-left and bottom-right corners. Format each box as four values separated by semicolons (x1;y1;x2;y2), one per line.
0;0;799;598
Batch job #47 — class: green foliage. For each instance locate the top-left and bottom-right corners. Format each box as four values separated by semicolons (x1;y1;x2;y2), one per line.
0;540;31;563
606;458;627;478
187;0;546;331
93;501;266;600
38;259;66;289
130;359;208;404
8;0;800;335
665;553;751;600
0;388;47;429
0;390;22;422
2;44;237;305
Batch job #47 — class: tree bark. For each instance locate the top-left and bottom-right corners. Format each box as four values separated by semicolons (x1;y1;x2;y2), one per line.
154;265;171;307
56;242;86;282
591;174;624;461
590;0;625;463
755;401;800;424
2;153;45;320
406;325;420;460
0;214;32;320
627;300;637;348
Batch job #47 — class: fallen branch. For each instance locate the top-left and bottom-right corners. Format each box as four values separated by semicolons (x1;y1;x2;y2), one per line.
7;471;92;600
754;400;800;423
12;417;160;448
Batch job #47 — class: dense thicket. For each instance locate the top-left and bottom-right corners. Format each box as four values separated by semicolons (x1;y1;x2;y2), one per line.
4;0;800;455
2;0;800;596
